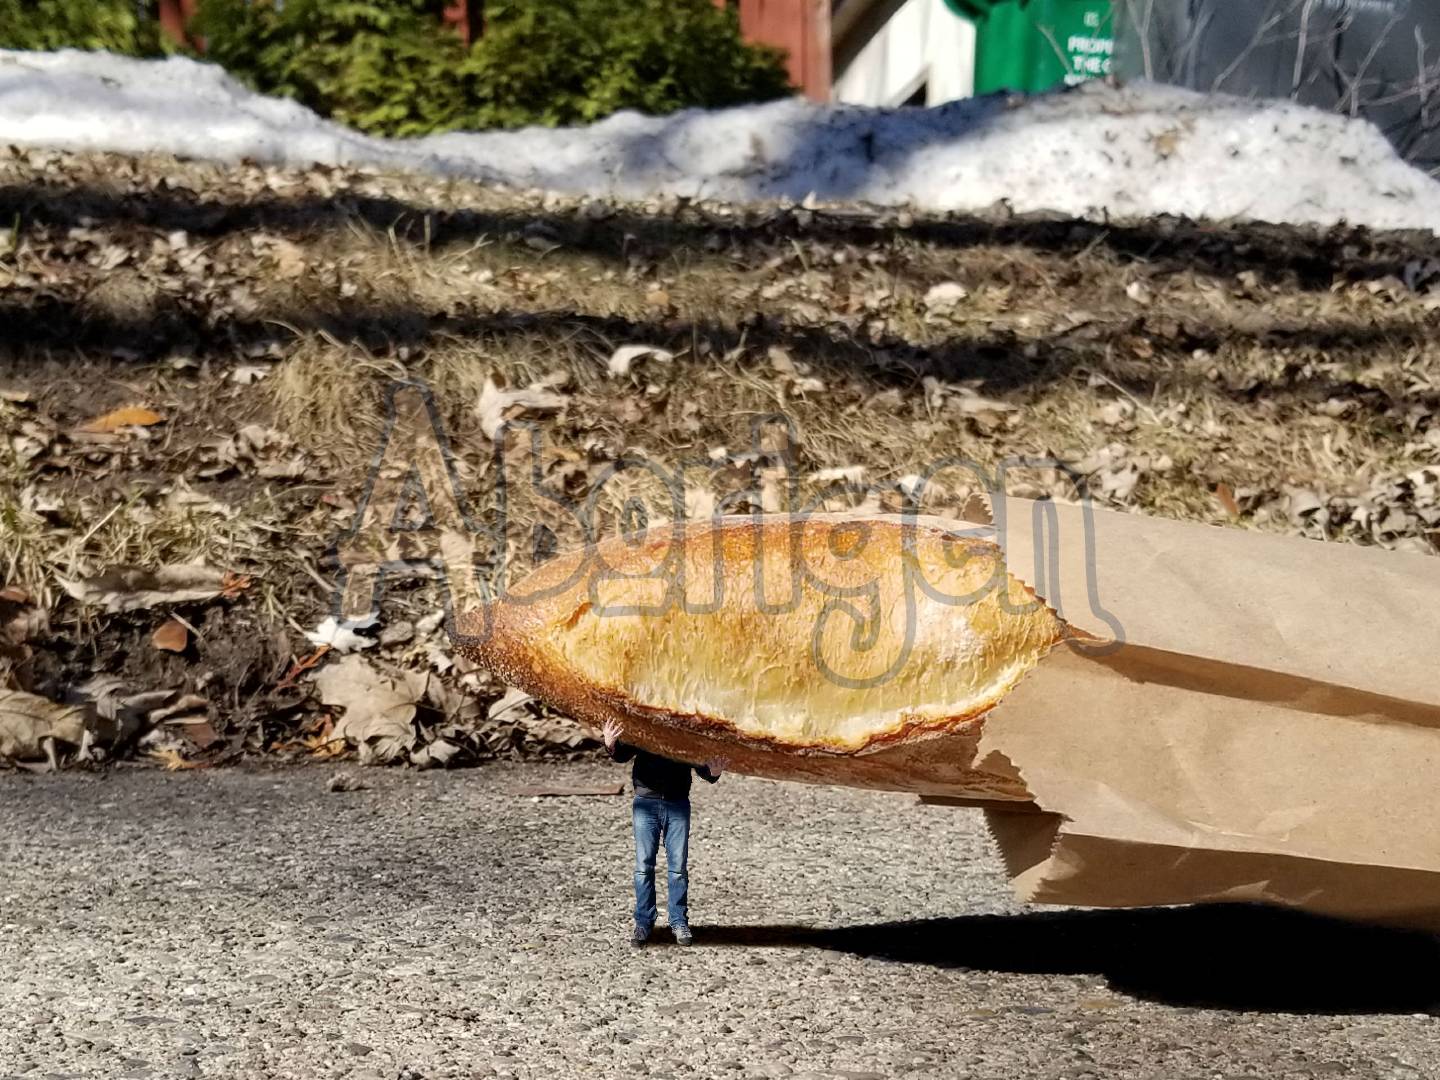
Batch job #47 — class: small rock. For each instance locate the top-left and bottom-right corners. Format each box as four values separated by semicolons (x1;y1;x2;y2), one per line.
379;621;415;647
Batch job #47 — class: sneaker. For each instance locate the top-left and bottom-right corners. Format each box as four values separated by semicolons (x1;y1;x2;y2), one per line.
631;923;652;948
673;924;694;946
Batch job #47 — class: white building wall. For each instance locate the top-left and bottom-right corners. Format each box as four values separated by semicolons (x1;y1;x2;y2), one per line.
833;0;977;107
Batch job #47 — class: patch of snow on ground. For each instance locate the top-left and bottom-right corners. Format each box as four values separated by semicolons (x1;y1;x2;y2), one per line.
3;48;1440;232
0;49;411;169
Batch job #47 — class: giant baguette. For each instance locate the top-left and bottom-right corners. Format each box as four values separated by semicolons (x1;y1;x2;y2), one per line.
451;513;1069;800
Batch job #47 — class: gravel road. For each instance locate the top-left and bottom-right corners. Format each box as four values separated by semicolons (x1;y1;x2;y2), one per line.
2;763;1438;1080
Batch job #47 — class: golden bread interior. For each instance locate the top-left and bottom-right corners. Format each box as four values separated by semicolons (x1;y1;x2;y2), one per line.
452;515;1067;797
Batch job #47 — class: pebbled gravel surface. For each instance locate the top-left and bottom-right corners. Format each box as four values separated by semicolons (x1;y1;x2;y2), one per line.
2;763;1439;1080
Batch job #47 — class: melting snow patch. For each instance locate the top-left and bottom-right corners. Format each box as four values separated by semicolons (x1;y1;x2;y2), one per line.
3;49;1440;232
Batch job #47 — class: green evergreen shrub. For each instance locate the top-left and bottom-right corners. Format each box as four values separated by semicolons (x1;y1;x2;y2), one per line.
194;0;472;136
465;0;795;130
1;0;794;136
0;0;163;55
196;0;794;136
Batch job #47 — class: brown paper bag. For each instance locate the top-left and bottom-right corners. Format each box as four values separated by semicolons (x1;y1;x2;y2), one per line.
965;497;1440;929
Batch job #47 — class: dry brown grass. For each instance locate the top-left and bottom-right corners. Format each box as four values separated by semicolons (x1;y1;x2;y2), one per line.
3;145;1439;757
3;144;1439;639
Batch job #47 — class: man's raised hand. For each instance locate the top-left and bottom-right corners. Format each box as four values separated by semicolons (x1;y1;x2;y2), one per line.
704;755;729;777
601;718;622;753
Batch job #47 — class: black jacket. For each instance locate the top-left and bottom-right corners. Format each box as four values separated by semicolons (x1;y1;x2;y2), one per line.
608;741;719;801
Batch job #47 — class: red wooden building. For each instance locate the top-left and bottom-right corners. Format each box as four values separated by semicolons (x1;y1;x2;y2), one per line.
729;0;831;102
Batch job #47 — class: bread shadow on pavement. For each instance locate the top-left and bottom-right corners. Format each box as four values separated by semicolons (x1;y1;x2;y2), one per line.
697;904;1440;1015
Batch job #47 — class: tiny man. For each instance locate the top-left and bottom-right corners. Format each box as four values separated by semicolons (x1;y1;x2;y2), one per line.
602;718;727;947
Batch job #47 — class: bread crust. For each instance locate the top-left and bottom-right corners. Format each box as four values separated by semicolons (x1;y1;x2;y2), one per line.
451;513;1067;799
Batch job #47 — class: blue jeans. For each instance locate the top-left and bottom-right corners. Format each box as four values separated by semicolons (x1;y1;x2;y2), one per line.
632;796;690;929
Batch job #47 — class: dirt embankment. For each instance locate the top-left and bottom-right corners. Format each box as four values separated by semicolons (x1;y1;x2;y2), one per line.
2;146;1439;770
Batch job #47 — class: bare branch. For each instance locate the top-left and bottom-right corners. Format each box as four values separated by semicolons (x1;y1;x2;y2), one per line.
1292;0;1317;99
1209;0;1308;95
1335;7;1407;118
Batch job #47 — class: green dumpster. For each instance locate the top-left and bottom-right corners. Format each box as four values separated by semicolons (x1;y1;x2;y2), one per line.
946;0;1115;95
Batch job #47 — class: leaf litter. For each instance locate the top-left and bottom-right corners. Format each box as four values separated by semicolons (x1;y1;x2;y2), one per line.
3;142;1440;769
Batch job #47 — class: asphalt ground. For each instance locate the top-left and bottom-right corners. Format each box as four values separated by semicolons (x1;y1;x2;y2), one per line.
1;763;1437;1080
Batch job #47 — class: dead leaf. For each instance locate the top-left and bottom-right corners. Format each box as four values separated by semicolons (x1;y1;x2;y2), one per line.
1097;462;1141;502
165;478;238;518
147;747;211;771
75;405;163;433
767;345;797;374
219;572;253;599
788;375;826;396
421;675;482;728
1072;442;1126;476
268;237;308;279
58;563;230;613
951;391;1019;432
920;376;946;413
1149;127;1183;159
1285;487;1327;525
477;376;567;440
66;678;204;752
0;688;89;764
487;686;535;722
170;719;220;750
304;615;377;653
212;424;306;479
1098;400;1136;427
517;712;589;750
151;618;189;653
1;591;47;647
685;485;717;520
11;419;54;463
410;733;466;768
960;491;993;524
923;282;968;310
1215;483;1240;518
607;345;674;378
759;466;787;513
273;713;346;758
809;465;866;485
230;364;271;385
314;654;424;764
